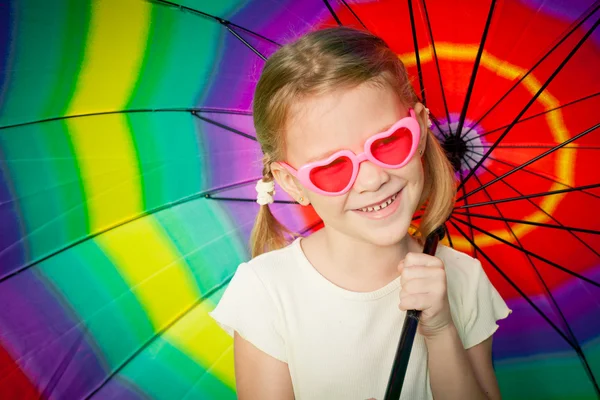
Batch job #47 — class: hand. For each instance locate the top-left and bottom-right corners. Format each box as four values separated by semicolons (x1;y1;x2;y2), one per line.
398;252;454;338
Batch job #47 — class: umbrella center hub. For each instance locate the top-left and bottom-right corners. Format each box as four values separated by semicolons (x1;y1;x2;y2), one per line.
442;134;469;172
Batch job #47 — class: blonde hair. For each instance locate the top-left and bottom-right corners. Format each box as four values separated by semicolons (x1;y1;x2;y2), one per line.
250;27;456;257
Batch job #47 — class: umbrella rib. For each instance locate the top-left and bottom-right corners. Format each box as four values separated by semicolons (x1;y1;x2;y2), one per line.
470;144;600;149
322;0;343;26
339;0;368;29
459;156;600;258
455;0;497;138
421;0;453;135
468;171;585;356
453;211;600;235
149;0;281;47
206;195;298;205
451;216;600;287
468;149;600;201
451;216;600;396
448;219;576;349
192;112;257;142
464;91;600;144
457;122;600;202
459;3;600;141
0;177;261;283
82;275;234;399
430;114;451;140
0;107;254;131
457;183;600;208
408;0;426;107
444;224;454;248
456;17;600;194
459;171;477;257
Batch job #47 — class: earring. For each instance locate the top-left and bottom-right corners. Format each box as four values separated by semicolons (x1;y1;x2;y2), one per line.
419;149;423;156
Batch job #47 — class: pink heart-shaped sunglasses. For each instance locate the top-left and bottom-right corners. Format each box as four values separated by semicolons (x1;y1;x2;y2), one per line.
278;109;421;196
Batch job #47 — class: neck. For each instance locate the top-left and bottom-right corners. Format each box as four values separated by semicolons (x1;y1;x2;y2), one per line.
320;227;420;286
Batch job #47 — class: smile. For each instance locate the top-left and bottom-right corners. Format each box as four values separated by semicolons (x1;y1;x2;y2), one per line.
357;193;398;212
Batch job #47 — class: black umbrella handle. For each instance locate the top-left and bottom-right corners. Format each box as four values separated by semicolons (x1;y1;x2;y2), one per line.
383;227;445;400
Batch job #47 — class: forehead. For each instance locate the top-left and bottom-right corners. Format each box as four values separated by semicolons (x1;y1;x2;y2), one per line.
284;82;408;166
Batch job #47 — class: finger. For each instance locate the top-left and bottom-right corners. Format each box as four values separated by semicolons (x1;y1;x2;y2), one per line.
400;277;441;296
401;265;446;284
398;293;432;311
403;252;444;269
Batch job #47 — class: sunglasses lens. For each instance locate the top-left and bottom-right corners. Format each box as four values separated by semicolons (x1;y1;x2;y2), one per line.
371;127;413;165
309;156;353;193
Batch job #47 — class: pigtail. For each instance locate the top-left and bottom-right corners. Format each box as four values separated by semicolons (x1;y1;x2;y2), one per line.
249;162;294;257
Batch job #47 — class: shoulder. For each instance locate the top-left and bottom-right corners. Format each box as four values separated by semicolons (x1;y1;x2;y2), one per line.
242;238;302;289
436;244;484;286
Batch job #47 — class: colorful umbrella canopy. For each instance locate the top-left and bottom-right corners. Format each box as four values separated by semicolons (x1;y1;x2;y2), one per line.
1;0;599;399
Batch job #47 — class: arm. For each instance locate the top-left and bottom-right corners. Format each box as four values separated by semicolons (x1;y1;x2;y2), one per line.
425;325;501;400
234;332;295;400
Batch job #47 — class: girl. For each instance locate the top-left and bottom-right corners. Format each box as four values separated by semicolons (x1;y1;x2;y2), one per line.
209;27;510;400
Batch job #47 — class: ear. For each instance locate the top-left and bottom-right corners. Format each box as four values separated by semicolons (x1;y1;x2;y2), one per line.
270;162;310;205
413;102;429;156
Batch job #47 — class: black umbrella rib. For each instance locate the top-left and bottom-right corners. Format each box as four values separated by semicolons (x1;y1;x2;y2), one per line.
322;0;343;26
459;171;477;257
460;3;600;141
456;17;600;194
468;93;600;143
453;211;600;235
457;183;600;208
451;216;600;396
467;149;600;201
192;112;257;141
82;274;234;399
0;177;261;283
467;171;585;362
465;91;600;145
451;216;600;287
206;195;297;205
339;0;368;29
408;0;426;107
444;224;454;248
149;0;281;47
460;155;600;258
422;0;452;135
455;0;497;138
457;121;600;202
448;219;575;348
0;107;252;131
470;144;600;150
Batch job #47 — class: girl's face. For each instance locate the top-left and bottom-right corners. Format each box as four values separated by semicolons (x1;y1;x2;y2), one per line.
272;81;429;247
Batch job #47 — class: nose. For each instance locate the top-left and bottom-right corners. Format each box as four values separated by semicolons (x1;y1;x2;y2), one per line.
352;160;390;193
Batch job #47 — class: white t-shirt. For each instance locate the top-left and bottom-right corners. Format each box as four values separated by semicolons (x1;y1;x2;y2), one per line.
209;237;511;400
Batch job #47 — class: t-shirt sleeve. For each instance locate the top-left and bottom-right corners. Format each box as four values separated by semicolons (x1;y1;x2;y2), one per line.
451;256;512;349
208;262;287;362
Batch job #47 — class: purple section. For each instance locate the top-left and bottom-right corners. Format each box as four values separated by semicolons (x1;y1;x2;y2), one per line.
0;270;111;398
493;264;600;360
202;0;328;110
0;154;25;279
518;0;600;44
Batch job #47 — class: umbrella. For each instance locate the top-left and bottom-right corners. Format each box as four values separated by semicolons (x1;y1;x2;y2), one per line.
0;0;599;399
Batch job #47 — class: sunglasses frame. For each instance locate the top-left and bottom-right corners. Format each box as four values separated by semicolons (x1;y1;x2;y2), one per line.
279;109;421;196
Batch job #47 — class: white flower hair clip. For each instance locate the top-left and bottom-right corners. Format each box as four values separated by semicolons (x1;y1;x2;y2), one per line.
255;178;275;205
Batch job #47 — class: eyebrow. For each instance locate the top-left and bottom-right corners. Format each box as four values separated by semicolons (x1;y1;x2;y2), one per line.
304;121;397;163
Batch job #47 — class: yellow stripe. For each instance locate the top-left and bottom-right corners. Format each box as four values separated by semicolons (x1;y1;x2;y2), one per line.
401;44;573;248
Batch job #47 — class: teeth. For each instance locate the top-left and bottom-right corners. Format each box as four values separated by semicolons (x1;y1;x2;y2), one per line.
359;194;397;212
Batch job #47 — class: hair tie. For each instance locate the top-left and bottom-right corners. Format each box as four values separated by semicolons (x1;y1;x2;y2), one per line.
256;178;275;205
